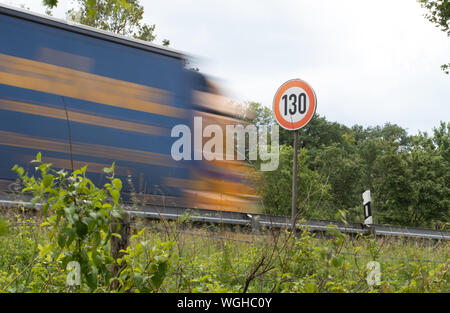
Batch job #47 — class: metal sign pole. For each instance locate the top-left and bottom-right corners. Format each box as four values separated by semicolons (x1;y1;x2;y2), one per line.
291;130;298;230
272;79;316;233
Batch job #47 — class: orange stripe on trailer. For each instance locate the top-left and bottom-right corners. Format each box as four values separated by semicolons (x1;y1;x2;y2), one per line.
0;99;168;136
0;130;179;168
165;177;259;198
183;190;261;213
0;53;186;118
19;154;130;175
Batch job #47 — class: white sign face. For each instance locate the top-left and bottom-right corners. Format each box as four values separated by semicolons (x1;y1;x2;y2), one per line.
273;79;317;131
278;86;310;124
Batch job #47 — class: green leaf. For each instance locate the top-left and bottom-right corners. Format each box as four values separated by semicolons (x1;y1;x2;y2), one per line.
111;233;122;239
43;174;53;188
103;162;115;174
134;273;144;289
112;178;122;192
151;262;168;290
61;254;71;270
72;169;82;176
57;232;67;248
64;207;76;224
31;152;42;163
79;250;89;269
86;266;98;291
110;189;120;204
75;222;88;238
66;228;76;247
93;231;101;246
43;0;58;8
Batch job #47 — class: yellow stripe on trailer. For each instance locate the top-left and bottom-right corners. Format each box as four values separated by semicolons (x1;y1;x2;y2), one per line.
0;130;179;168
0;53;185;118
0;98;168;136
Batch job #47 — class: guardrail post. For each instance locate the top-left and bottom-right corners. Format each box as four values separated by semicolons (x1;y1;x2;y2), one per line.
247;214;261;234
252;215;261;234
362;190;376;236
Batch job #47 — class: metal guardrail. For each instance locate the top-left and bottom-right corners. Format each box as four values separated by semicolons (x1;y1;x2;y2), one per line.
1;195;449;240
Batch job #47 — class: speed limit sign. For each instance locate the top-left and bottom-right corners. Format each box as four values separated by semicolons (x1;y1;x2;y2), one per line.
273;79;317;130
273;78;317;228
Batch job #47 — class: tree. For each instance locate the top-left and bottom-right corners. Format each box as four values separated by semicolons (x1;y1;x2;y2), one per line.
237;101;274;126
279;114;352;166
371;145;414;225
406;130;449;226
432;121;450;164
419;0;450;74
261;145;332;218
360;123;449;227
313;143;362;214
43;0;169;46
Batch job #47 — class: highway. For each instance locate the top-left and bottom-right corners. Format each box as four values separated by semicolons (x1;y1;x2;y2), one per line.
1;194;448;241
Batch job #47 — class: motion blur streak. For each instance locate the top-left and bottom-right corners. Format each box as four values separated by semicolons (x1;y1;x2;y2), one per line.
0;53;183;118
19;155;130;176
183;189;260;213
165;176;258;197
0;130;179;168
0;99;168;136
193;90;237;117
36;47;94;72
0;4;263;213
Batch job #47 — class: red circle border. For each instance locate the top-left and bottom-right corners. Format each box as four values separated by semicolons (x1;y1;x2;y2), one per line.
272;79;317;130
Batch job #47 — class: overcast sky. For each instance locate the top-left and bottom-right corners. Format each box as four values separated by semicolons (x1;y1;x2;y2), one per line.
3;0;450;135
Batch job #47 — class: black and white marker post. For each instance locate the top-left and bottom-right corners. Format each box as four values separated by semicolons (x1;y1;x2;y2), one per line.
362;190;375;235
272;79;317;233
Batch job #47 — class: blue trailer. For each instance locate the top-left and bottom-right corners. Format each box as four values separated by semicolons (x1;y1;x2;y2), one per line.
0;4;261;213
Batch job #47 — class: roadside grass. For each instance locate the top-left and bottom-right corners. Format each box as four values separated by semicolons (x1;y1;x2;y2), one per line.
1;209;448;293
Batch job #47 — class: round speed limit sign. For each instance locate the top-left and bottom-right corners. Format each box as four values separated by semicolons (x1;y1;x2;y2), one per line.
273;79;317;130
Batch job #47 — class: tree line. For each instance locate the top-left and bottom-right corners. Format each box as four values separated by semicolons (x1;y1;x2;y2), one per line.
244;102;449;228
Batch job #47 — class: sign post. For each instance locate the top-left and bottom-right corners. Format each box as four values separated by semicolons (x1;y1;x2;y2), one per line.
291;130;298;226
273;79;317;231
362;190;372;226
362;190;376;236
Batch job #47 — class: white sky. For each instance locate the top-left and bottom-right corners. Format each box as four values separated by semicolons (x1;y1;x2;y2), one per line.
2;0;450;135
